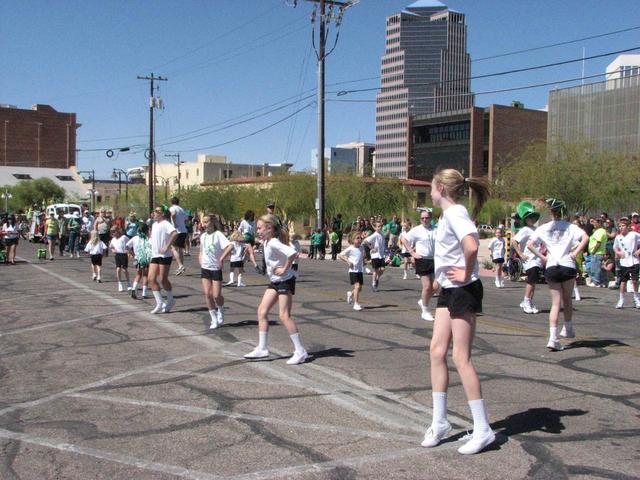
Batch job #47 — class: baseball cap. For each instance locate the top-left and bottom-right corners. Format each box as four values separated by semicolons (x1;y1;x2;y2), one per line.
266;202;275;208
632;212;639;217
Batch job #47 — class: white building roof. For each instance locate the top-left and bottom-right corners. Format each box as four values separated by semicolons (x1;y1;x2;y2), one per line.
0;166;89;200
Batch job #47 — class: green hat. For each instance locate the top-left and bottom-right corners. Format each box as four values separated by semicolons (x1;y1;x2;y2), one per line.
516;201;540;222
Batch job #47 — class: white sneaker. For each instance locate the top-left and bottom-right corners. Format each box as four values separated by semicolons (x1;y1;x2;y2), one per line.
346;291;353;304
286;349;308;365
616;299;624;309
635;299;640;309
560;325;575;338
520;301;534;314
421;310;435;322
216;308;224;326
244;347;270;359
371;283;378;292
175;265;185;276
365;267;372;275
162;299;175;313
546;338;564;351
529;302;540;314
494;279;501;288
92;274;97;281
421;421;451;448
574;291;581;301
353;303;363;311
457;429;496;455
150;304;163;314
209;316;219;330
403;271;408;280
225;280;234;286
237;282;246;287
118;283;124;292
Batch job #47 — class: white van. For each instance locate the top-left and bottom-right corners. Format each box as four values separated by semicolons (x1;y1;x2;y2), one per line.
46;203;82;219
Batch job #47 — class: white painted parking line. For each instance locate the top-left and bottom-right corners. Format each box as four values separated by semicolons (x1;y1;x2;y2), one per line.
151;368;307;387
0;288;79;303
68;392;417;443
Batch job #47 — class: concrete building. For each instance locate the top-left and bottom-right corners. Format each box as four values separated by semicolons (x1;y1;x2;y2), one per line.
410;104;547;181
0;166;87;200
335;142;375;176
151;154;293;193
375;0;472;179
548;67;640;155
605;54;640;82
312;146;374;175
0;104;79;169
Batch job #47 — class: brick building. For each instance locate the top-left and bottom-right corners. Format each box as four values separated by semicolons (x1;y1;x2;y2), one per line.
0;104;79;169
409;104;547;181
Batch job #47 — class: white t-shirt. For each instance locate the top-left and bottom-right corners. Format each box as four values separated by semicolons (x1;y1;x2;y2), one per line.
434;204;479;289
340;245;364;273
2;223;19;239
399;231;409;254
487;237;506;260
238;219;255;236
529;220;585;269
151;220;176;258
513;226;542;270
230;241;246;263
364;231;385;259
109;235;129;254
199;231;231;271
264;237;296;282
170;205;187;234
614;232;640;267
82;215;94;232
404;225;435;258
85;241;108;255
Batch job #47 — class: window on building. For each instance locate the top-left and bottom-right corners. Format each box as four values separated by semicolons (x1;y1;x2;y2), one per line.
55;175;75;181
224;170;232;179
12;173;32;180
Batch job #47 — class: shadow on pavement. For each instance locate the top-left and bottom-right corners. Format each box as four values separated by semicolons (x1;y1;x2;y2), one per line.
306;347;355;363
565;339;629;350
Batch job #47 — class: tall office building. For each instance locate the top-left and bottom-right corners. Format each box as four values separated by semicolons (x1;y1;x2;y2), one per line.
375;0;472;178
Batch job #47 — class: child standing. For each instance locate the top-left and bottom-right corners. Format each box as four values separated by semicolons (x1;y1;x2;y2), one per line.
84;231;108;283
227;231;248;287
199;214;234;329
613;217;640;309
109;226;131;292
244;214;307;365
487;228;506;288
338;231;365;311
513;214;542;313
148;206;178;314
329;228;340;261
126;222;151;299
363;222;386;292
309;229;322;260
402;211;436;321
399;220;412;280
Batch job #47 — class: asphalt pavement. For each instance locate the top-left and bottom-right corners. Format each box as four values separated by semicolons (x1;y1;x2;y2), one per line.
0;241;639;479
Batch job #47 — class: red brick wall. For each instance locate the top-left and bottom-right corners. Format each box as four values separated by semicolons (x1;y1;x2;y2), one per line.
0;104;79;168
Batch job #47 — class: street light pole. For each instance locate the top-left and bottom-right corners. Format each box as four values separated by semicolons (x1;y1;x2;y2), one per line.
112;168;130;206
2;191;12;212
164;153;182;196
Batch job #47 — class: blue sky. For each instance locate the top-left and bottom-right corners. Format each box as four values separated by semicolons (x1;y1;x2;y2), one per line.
2;0;639;179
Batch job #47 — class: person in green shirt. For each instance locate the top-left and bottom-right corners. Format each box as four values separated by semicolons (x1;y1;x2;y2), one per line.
58;213;68;256
385;214;402;250
309;229;323;259
67;211;82;257
587;217;608;287
329;229;339;261
45;213;59;260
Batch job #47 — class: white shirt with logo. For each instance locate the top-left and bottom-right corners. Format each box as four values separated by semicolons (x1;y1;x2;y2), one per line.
404;224;435;258
529;220;585;269
487;237;506;260
340;245;364;273
614;231;640;267
151;220;176;258
513;226;542;270
264;237;296;282
200;231;231;271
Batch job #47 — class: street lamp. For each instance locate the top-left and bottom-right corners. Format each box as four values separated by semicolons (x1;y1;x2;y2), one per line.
78;169;96;212
112;168;130;206
1;191;12;212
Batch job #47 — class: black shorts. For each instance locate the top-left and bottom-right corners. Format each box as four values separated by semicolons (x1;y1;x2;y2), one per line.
493;257;505;264
114;253;128;269
415;258;435;276
292;264;299;272
437;279;483;317
619;264;640;282
4;237;19;246
135;261;149;272
349;272;364;285
371;258;385;270
525;266;542;285
173;233;187;249
544;266;577;283
230;261;244;269
90;254;103;266
402;252;411;258
98;233;110;245
268;276;296;295
151;256;173;266
201;268;223;281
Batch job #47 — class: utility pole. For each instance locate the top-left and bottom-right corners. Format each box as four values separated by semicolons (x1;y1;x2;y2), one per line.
164;153;182;196
291;0;357;230
137;73;167;213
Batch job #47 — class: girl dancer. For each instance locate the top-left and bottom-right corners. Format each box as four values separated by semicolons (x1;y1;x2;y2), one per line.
84;231;108;283
126;222;151;299
244;214;307;365
363;222;386;291
421;168;495;455
226;230;248;287
199;214;233;329
338;231;365;311
399;220;412;280
487;228;506;288
109;226;131;292
402;211;436;321
613;217;640;309
527;198;589;351
513;212;542;313
148;206;178;314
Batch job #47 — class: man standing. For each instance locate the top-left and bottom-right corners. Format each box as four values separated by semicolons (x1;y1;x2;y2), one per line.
386;214;402;250
587;218;607;287
331;213;344;251
630;212;640;233
170;197;188;275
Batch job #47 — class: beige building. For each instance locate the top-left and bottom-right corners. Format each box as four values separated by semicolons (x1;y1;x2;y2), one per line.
149;154;293;193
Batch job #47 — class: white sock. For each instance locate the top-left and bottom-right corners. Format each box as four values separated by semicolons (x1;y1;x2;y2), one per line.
634;293;640;302
468;399;491;434
132;281;138;290
208;309;217;321
142;286;148;296
152;290;164;306
550;326;558;340
237;274;243;284
620;293;625;301
290;333;305;352
564;320;573;330
166;290;174;302
229;272;235;283
118;282;123;289
431;392;448;426
573;286;580;296
421;299;429;312
258;331;268;350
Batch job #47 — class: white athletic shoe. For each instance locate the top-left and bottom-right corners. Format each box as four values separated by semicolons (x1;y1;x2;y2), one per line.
494;279;501;288
150;304;163;314
616;299;624;309
529;302;540;314
403;271;408;280
546;338;564;351
237;281;246;287
244;347;270;359
365;267;372;275
92;274;97;281
347;291;353;304
573;291;582;301
421;310;435;322
209;316;219;330
225;280;234;286
635;299;640;309
118;283;124;292
421;421;451;448
175;265;185;276
500;279;505;288
162;299;175;313
560;325;575;338
418;299;424;309
286;349;308;365
353;303;363;311
457;429;496;455
216;308;224;326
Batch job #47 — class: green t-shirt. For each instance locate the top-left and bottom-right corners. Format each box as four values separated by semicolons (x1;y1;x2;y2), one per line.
311;233;323;246
387;221;401;236
46;218;59;236
588;228;607;255
329;231;339;244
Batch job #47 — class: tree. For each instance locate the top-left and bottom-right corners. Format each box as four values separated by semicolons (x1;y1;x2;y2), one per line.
3;178;66;210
